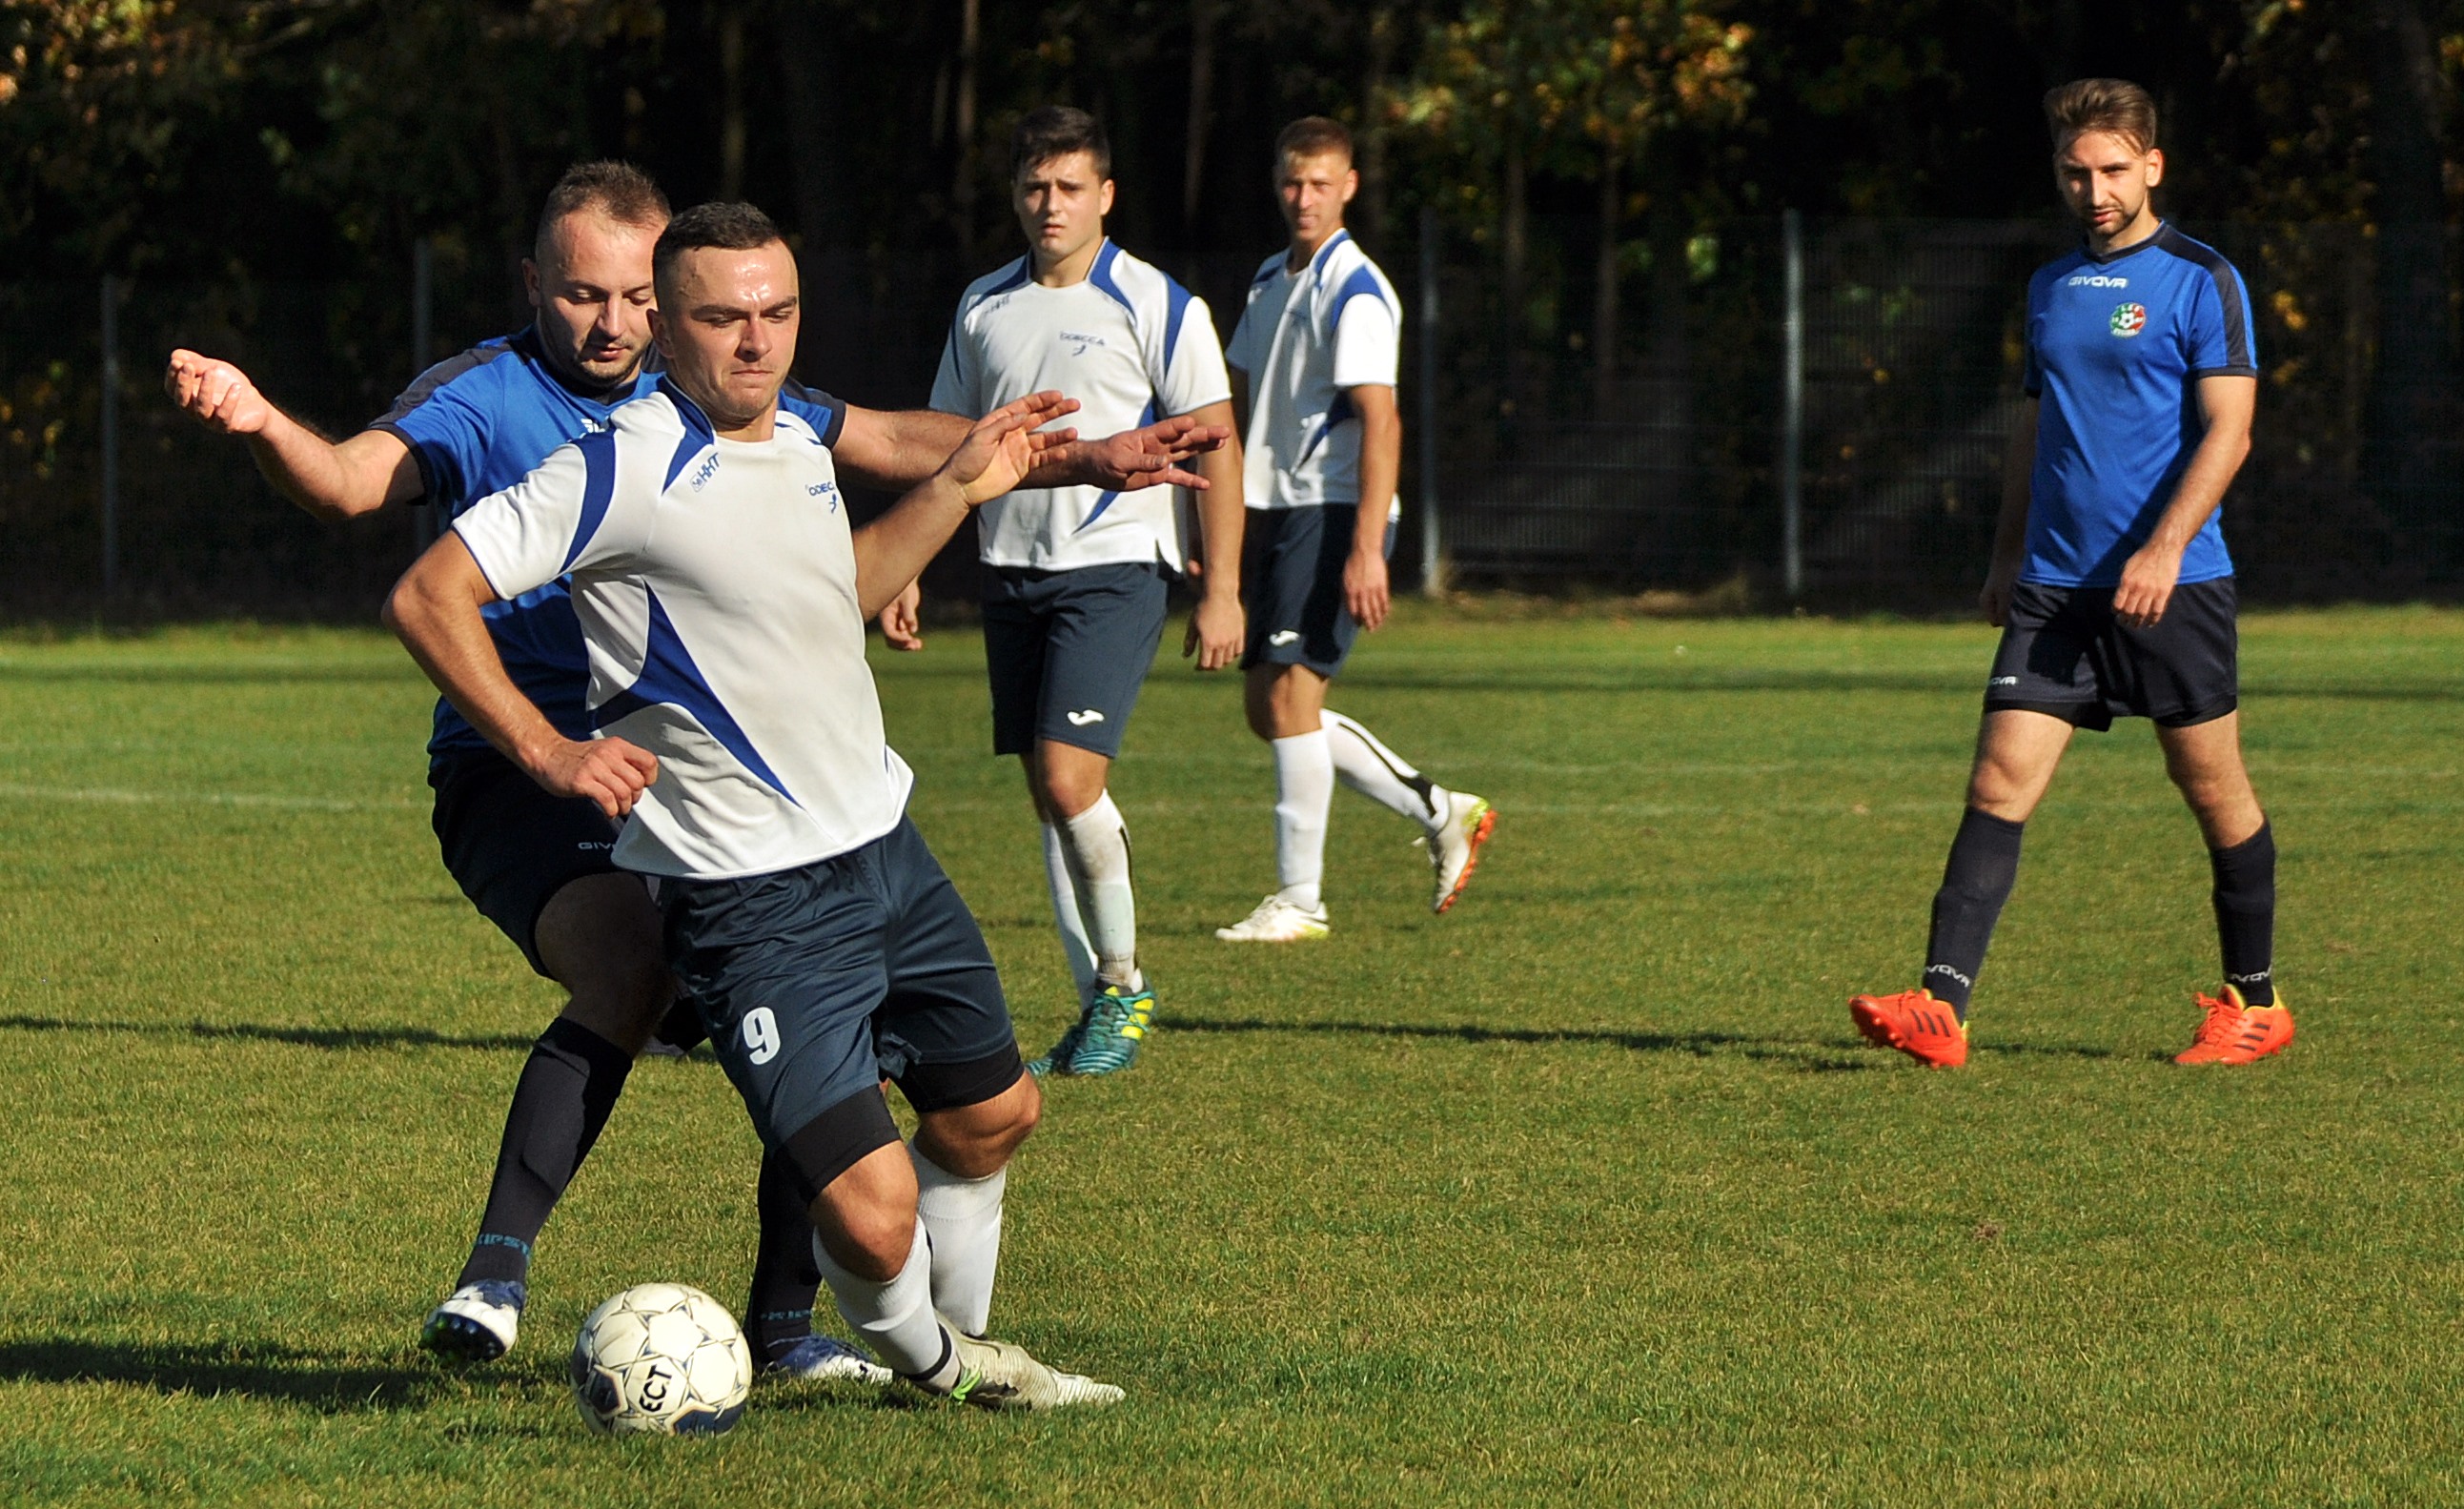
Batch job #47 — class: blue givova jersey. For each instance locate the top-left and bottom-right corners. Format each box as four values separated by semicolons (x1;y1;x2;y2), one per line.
371;328;844;760
2020;224;2257;588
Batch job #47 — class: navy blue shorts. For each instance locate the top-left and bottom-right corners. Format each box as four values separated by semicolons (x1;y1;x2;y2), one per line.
658;816;1021;1180
1985;578;2239;732
429;747;624;976
981;562;1169;759
1239;504;1396;680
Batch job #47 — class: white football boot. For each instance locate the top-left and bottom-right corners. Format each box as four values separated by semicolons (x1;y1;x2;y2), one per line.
765;1334;894;1385
419;1279;524;1363
1424;792;1497;914
947;1331;1125;1410
1213;894;1332;943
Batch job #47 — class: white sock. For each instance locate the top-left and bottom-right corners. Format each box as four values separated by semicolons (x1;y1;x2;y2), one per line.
808;1218;958;1385
1041;821;1101;1002
1058;793;1140;990
911;1144;1006;1338
1271;729;1334;912
1324;709;1445;831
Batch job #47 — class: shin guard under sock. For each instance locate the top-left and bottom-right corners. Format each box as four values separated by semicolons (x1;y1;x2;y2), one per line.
458;1016;633;1286
1923;808;2026;1020
745;1145;825;1363
2209;820;2276;1006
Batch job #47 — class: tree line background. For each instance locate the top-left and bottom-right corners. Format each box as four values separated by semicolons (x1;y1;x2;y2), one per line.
3;0;2461;611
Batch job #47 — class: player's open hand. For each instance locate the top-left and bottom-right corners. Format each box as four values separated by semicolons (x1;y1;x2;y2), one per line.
532;736;658;819
879;580;925;651
944;392;1053;506
2113;544;2181;629
165;350;274;436
1040;413;1231;494
1345;548;1392;633
1182;591;1244;671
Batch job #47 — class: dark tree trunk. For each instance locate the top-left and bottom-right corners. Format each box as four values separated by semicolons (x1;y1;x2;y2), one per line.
1500;135;1528;420
2362;0;2457;576
718;1;747;200
1592;147;1620;418
950;0;980;257
1356;4;1396;244
1183;0;1217;248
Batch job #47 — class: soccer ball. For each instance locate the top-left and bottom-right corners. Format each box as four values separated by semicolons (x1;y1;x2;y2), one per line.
568;1282;753;1436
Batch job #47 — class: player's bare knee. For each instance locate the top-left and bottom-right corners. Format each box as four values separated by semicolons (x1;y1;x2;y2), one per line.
917;1072;1039;1177
814;1195;919;1282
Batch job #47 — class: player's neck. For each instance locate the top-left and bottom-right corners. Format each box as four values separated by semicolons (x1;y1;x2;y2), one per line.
666;374;777;442
1032;235;1106;289
2086;206;2161;259
1285;223;1344;274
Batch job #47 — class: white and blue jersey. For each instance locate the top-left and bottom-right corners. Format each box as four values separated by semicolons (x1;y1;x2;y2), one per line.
452;377;908;882
930;239;1232;573
1225;230;1402;516
373;329;844;761
2020;224;2257;587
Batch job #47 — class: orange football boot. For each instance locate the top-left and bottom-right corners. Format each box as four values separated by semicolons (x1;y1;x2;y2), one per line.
2174;985;2294;1065
1848;989;1969;1068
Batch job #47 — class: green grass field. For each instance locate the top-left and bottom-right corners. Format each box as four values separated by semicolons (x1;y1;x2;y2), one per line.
3;604;2459;1506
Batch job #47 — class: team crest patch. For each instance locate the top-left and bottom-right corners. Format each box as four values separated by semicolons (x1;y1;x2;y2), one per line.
2109;302;2148;337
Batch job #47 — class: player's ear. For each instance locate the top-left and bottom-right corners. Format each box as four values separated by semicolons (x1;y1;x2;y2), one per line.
648;306;671;357
521;258;541;310
1341;167;1359;205
1099;178;1116;216
2144;148;2165;188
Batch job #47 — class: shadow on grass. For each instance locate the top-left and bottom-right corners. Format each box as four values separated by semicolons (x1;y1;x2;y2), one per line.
0;1013;533;1053
1165;1013;2114;1070
0;1337;462;1413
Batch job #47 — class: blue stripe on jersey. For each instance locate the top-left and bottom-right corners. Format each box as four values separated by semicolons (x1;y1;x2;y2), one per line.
1087;239;1137;324
1296;389;1354;465
660;377;718;491
1327;265;1389;338
558;427;620;573
592;587;798;805
987;256;1034;297
1312;230;1354;290
1163;275;1195;370
779;383;847;446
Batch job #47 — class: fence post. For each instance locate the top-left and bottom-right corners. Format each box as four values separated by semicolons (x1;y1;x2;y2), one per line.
100;275;121;600
1417;204;1442;598
1780;209;1804;601
411;236;435;546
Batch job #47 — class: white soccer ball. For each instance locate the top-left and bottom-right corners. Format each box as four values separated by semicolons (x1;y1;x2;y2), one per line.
568;1282;753;1436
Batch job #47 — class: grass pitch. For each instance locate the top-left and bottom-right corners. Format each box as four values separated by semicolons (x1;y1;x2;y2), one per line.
2;604;2459;1506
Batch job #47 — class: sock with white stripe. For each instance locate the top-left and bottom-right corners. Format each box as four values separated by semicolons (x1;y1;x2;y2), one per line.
1058;793;1140;990
808;1218;960;1387
1271;729;1334;912
911;1144;1006;1337
1040;821;1101;1003
1324;709;1445;831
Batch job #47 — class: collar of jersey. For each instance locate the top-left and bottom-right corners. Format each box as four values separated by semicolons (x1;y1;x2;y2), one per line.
509;323;658;405
2080;219;2167;266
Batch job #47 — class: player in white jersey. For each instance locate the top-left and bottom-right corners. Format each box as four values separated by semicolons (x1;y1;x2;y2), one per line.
1213;117;1496;945
386;202;1118;1409
921;106;1246;1075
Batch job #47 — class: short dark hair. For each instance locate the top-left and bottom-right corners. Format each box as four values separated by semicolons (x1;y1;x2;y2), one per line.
1011;106;1111;182
2044;78;2158;155
535;161;670;255
1274;116;1354;168
652;201;786;295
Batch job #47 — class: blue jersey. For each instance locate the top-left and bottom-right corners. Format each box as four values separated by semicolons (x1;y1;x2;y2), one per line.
372;328;845;760
2020;224;2256;588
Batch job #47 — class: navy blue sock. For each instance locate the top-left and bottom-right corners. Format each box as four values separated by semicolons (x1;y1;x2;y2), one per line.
457;1017;633;1287
1923;808;2026;1019
2209;821;2276;1006
745;1144;823;1363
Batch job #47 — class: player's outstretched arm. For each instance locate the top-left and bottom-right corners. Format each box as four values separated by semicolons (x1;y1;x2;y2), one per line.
1343;383;1401;632
1982;398;2040;627
1028;412;1231;494
849;394;1044;617
2113;375;2255;629
164;349;422;520
384;535;656;817
831;395;1081;492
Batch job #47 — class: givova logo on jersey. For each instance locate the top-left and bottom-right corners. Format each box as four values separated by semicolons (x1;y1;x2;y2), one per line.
2109;302;2148;337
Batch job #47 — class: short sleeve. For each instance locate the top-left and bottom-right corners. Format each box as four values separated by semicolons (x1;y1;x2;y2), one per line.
371;357;497;508
1330;277;1400;390
928;306;978;418
1155;288;1232;417
453;428;644;602
1224;289;1263;376
2186;262;2258;378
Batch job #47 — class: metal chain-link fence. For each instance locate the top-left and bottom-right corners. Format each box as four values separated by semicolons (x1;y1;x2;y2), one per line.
4;217;2454;618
